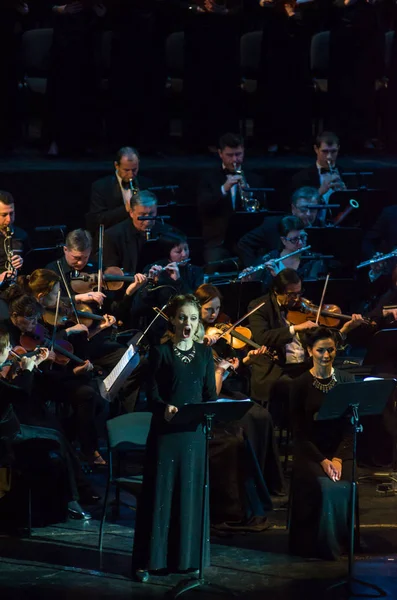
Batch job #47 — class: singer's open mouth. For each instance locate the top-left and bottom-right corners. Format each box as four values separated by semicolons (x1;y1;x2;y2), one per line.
182;326;191;339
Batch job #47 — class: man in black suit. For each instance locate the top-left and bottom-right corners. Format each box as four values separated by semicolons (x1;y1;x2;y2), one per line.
0;191;28;286
291;132;352;225
362;205;397;259
86;146;153;234
197;132;265;263
237;187;321;267
103;190;174;275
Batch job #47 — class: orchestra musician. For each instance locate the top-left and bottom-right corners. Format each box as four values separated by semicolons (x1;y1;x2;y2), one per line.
247;269;364;420
103;190;175;275
87;146;153;234
0;325;97;521
197;133;266;263
240;216;327;290
237;187;322;268
0;191;27;286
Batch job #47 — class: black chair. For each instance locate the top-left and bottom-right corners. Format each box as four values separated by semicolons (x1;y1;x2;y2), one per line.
98;412;152;567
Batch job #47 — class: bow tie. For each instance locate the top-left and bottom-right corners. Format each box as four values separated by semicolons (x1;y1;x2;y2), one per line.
121;181;131;190
320;168;331;175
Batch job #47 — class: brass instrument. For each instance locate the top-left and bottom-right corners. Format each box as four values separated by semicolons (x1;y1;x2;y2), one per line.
233;163;259;213
326;160;346;192
356;249;397;270
238;245;311;279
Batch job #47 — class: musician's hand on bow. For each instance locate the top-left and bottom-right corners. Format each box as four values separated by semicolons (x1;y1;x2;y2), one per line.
35;348;50;366
66;323;89;336
264;259;282;277
76;291;106;306
340;313;366;335
148;265;162;281
203;332;221;346
126;273;147;296
10;254;23;270
0;270;14;283
73;360;94;376
164;404;178;422
293;320;318;332
165;262;180;281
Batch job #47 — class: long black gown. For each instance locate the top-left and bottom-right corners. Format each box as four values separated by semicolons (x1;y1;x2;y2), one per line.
132;340;217;572
289;368;354;560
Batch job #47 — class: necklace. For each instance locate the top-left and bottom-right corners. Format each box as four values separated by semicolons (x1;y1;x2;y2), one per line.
311;368;337;393
173;343;196;364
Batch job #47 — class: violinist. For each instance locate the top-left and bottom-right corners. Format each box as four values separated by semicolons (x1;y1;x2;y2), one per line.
24;267;144;414
0;191;27;286
240;216;327;290
195;283;286;496
1;289;107;468
247;269;364;416
0;325;99;520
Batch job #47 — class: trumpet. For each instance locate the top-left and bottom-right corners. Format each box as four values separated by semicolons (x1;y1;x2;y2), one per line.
233;163;259;213
326;160;346;192
356;249;397;270
238;245;311;279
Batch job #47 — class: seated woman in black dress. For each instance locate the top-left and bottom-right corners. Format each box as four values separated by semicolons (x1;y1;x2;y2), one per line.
132;294;217;581
289;326;354;560
242;216;326;291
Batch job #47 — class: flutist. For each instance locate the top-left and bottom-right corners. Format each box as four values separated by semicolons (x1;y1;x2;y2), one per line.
0;191;27;286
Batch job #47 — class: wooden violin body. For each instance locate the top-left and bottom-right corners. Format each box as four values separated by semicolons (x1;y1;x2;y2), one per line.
70;267;136;293
20;324;85;366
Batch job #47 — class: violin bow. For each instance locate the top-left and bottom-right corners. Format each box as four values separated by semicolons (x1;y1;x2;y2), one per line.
97;224;104;297
315;273;330;325
57;260;81;325
213;301;266;342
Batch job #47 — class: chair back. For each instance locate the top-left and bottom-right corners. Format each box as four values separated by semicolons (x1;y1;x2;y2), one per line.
106;412;152;452
311;31;330;78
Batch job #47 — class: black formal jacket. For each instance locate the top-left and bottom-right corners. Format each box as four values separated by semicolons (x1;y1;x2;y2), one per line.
86;173;153;233
290;165;321;192
248;293;295;404
197;168;265;248
237;215;284;267
362;205;397;258
103;218;175;275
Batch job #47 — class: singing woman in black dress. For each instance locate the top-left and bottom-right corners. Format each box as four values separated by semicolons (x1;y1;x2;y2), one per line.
132;294;217;581
289;326;354;560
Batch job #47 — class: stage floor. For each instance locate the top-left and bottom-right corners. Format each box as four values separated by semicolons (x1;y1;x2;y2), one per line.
1;468;396;600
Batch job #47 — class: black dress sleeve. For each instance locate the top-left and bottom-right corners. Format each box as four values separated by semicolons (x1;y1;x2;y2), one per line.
147;345;167;417
202;345;217;402
291;374;327;464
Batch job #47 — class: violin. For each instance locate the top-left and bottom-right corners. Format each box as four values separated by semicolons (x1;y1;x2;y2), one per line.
70;266;136;294
206;323;254;350
42;298;105;328
20;324;86;367
287;297;373;328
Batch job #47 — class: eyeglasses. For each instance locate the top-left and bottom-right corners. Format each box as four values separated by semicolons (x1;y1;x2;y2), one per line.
285;289;305;298
284;235;308;245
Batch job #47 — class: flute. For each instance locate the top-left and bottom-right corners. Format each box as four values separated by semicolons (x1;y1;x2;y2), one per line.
238;245;311;279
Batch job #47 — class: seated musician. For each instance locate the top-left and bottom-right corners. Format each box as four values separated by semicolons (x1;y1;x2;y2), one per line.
22;268;144;414
46;228;147;314
0;322;99;519
241;216;327;290
86;146;153;234
1;287;107;470
195;283;285;496
237;187;322;268
247;269;364;419
103;190;175;275
197;132;266;264
289;326;354;560
0;190;27;287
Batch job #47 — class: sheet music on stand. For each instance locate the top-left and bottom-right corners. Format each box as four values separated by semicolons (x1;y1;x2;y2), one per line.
98;344;140;403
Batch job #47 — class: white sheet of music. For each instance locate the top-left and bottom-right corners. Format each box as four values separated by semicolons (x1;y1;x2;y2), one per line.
102;344;135;393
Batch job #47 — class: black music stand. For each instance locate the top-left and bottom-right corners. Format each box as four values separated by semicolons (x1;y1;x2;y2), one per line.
166;399;253;599
317;379;396;598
